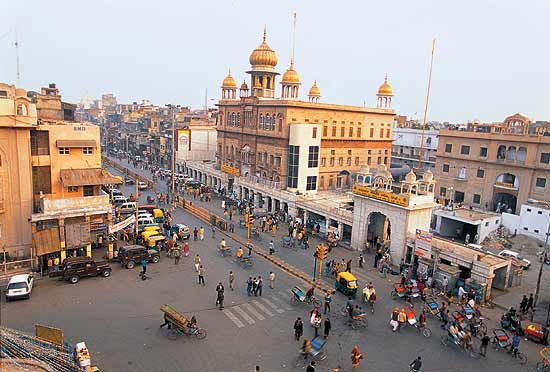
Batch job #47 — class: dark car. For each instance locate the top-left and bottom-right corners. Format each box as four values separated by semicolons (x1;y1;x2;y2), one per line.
185;180;201;189
49;256;112;284
118;245;160;269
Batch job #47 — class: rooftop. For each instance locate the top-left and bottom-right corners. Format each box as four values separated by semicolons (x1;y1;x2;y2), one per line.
434;207;500;224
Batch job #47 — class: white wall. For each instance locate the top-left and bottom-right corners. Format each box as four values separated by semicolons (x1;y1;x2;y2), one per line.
502;204;550;242
176;127;217;163
288;123;321;195
392;127;439;150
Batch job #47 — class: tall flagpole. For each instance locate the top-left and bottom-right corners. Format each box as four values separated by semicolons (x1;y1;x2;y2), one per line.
417;39;436;174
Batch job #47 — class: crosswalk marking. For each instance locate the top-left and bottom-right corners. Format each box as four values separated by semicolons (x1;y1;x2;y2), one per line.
233;305;256;325
223;309;245;328
242;303;265;320
260;298;285;314
252;300;274;317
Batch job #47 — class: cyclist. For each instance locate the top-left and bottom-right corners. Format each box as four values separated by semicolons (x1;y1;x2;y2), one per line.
409;356;422;372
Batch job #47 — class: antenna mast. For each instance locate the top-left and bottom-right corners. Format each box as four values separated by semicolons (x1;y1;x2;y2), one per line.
15;28;21;86
417;39;436;174
291;12;297;66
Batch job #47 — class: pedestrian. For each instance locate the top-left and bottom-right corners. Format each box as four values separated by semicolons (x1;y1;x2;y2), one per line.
519;295;528;313
183;242;189;257
313;313;321;337
252;277;258;296
442;276;449;294
141;258;147;276
216;282;225;306
324;317;331;339
306;361;316;372
480;332;490;357
174;248;181;265
441;309;450;330
247;277;253;296
269;240;275;255
358;254;364;268
248;245;253;256
294;317;304;340
199;226;204;240
193;227;198;241
211;226;216;238
229;271;235;291
269;272;275;289
351;345;363;372
324;292;332;314
198;265;205;285
257;276;263;296
194;254;201;272
346;259;352;273
526;293;534;312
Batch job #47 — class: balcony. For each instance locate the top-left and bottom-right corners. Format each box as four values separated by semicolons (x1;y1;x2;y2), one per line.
32;193;111;221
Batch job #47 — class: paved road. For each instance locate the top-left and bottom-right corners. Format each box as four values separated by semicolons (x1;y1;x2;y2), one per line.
2;158;545;372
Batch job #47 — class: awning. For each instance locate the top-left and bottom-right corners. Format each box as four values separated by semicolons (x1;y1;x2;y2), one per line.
60;168;122;187
56;140;97;148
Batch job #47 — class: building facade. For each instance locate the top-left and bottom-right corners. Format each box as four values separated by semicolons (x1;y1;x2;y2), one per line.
391;125;438;174
435;113;550;215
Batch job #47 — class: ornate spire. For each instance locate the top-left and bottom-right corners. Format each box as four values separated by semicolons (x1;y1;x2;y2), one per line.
263;25;267;42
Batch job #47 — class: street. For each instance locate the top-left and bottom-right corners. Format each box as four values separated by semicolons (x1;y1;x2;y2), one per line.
1;157;547;372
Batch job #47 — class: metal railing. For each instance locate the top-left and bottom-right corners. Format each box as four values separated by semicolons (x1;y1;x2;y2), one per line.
242;175;284;190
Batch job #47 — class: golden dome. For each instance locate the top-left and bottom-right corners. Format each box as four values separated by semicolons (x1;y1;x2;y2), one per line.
308;80;321;97
378;76;393;95
221;70;237;88
282;63;300;84
249;28;278;69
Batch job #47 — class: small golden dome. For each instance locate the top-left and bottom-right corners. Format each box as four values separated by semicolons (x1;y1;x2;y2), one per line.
405;170;417;183
240;81;249;90
308;80;321;97
282;63;300;84
221;70;237;88
249;28;278;69
422;169;434;182
378;76;393;95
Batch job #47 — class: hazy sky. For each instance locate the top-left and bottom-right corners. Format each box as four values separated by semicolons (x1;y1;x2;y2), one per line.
1;0;549;122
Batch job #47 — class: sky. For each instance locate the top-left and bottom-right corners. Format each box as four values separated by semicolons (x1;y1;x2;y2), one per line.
1;0;549;122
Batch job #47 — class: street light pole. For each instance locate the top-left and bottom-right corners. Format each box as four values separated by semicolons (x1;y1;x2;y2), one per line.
171;106;176;206
527;198;550;308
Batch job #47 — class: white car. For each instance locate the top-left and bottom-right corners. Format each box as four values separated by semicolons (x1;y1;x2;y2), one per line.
138;181;148;190
6;274;34;301
137;212;153;219
497;250;531;269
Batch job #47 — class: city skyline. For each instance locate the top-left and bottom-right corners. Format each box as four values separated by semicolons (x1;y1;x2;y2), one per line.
1;0;549;122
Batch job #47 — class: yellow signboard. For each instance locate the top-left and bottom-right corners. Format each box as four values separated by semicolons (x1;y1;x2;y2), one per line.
221;164;240;177
352;184;409;207
35;324;64;346
495;181;514;188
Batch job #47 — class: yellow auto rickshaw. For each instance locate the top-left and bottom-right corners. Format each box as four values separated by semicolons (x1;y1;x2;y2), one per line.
146;235;166;249
142;229;161;241
335;271;358;298
153;208;164;223
142;225;162;234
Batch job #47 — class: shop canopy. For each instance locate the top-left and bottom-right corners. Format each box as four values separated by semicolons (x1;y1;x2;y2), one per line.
56;139;97;148
60;168;121;187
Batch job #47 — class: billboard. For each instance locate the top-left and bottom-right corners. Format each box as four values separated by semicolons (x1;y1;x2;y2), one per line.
415;229;432;257
177;129;191;151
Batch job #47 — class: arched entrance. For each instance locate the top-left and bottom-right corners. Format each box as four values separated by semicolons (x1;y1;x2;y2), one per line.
494;173;519;213
367;212;391;251
337;170;350;189
494;192;517;213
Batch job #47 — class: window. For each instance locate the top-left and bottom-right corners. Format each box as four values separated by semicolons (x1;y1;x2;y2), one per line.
477;168;485;178
368;150;371;154
308;146;319;168
278;117;283;132
473;194;481;204
312;127;317;138
454;190;465;203
348;150;352;155
349;127;353;137
328;177;334;187
68;186;78;193
355;157;359;165
83;147;93;155
357;127;362;137
370;128;374;138
541;153;550;164
270;155;274;165
386;128;390;138
330;150;335;155
323;126;327;136
439;186;447;197
340;127;345;137
321;157;326;167
59;147;70;155
265;114;271;130
377;157;381;165
338;157;343;166
445;144;452;153
442;164;449;173
367;157;371;165
83;185;94;196
536;177;546;188
479;147;488;157
347;157;351;166
259;114;264;129
320;176;324;188
460;145;470;155
384;157;388;164
306;176;317;191
30;131;50;156
330;157;334;166
379;128;384;137
287;145;299;188
458;167;466;179
332;127;336;137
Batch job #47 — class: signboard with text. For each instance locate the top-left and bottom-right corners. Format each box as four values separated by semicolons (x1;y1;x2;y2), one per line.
221;164;240;177
352;184;409;207
415;229;432;257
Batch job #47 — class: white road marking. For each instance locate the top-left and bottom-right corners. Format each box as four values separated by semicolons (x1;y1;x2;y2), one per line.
243;303;265;320
233;305;256;325
223;309;245;328
260;298;285;314
252;300;274;317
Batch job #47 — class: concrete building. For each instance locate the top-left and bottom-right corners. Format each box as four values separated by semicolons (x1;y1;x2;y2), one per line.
392;125;439;174
502;202;550;242
175;117;217;167
0;83;37;262
435;113;550;215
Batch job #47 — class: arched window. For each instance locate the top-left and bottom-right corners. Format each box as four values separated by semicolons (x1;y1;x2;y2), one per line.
226;113;230;126
266;77;271;89
507;146;517;161
497;145;506;160
259;114;264;129
265;114;270;130
17;103;27;116
272;114;276;130
278;114;283;132
236;113;241;127
458;167;466;179
517;147;527;162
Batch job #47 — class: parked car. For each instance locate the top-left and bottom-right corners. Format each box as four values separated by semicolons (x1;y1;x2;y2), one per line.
118;245;160;269
137;216;155;228
185;180;201;189
119;201;137;214
113;195;128;207
170;224;191;240
125;177;135;185
5;274;34;301
498;249;531;269
138;181;148;190
49;257;112;284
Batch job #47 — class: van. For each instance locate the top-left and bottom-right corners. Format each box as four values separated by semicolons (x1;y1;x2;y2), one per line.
119;202;137;214
113;196;128;207
137;217;155;227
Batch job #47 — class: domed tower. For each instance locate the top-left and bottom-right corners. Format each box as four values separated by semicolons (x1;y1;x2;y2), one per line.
221;70;237;100
247;28;279;98
308;81;320;103
377;75;393;108
281;62;300;99
239;81;249;98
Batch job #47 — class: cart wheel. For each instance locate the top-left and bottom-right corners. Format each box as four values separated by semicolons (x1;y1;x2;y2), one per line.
517;352;527;365
195;328;207;339
293;355;307;368
312;298;322;308
167;329;178;341
316;350;328;361
440;335;449;346
422;327;432;338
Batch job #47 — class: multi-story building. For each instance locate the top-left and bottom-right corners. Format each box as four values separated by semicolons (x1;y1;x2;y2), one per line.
435;113;550;215
176;116;217;167
216;29;395;194
391;124;439;174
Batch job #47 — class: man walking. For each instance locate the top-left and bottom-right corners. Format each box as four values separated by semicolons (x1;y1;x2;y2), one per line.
269;272;275;289
141;259;147;276
198;265;205;285
247;277;253;296
216;282;225;308
174;248;181;265
351;345;363;372
257;276;263;296
324;317;331;339
211;225;216;239
294;317;303;340
324;292;332;314
269;240;275;255
199;226;204;241
480;332;490;357
229;271;235;291
194;254;201;272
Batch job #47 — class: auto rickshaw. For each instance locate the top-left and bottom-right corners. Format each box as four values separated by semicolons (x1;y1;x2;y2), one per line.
142;229;161;241
146;235;166;249
153;208;164;223
335;271;358;298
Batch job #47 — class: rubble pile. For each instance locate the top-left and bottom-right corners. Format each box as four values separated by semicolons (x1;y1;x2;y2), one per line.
481;226;513;251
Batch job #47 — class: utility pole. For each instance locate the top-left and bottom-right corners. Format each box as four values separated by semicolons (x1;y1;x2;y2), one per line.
171;106;176;206
417;38;436;174
135;177;139;236
15;28;21;87
527;199;550;309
